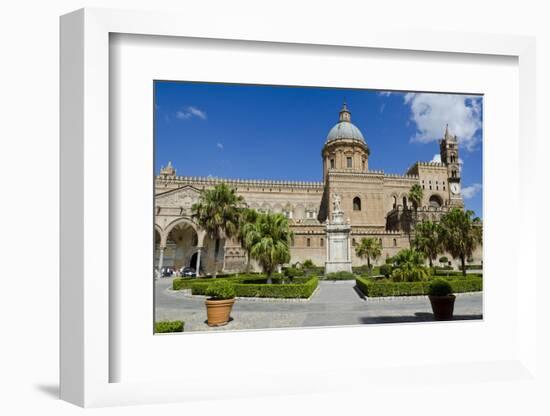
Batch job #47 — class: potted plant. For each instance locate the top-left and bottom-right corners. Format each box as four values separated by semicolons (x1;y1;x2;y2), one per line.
205;280;236;327
427;278;455;321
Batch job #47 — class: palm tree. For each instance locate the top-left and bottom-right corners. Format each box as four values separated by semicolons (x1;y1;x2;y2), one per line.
191;183;244;278
355;237;382;272
439;208;483;276
247;212;293;284
391;248;430;282
413;220;443;268
408;184;424;226
236;208;259;272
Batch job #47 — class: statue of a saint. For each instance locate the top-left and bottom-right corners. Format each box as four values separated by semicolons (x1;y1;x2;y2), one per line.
332;193;342;212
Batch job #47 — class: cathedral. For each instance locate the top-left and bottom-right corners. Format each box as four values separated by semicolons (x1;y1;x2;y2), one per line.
154;103;479;275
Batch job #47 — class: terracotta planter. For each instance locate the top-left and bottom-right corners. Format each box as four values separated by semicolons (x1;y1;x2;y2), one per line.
428;294;456;321
205;298;235;327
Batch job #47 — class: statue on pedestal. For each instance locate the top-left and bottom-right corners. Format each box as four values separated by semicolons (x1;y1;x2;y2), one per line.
332;193;342;212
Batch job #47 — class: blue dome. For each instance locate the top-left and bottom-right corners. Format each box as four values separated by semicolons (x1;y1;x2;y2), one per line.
325;102;365;143
326;121;365;142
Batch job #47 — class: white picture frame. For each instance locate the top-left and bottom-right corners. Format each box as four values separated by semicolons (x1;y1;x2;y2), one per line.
60;8;538;408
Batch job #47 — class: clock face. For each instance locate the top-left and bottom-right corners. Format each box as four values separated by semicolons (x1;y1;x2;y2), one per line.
450;183;461;195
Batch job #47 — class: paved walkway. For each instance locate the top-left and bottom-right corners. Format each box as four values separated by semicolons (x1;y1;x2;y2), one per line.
154;278;483;332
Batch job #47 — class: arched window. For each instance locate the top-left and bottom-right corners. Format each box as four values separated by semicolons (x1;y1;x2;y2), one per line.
320;238;324;247
352;238;356;246
306;238;311;247
353;197;361;211
379;238;383;246
402;196;408;208
393;238;397;247
429;195;443;208
392;195;397;209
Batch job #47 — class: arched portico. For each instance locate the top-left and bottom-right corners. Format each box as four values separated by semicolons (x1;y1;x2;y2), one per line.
155;217;207;276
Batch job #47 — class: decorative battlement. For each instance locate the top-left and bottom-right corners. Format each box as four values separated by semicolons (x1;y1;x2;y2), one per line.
352;229;402;235
157;175;324;189
328;169;418;180
406;161;447;176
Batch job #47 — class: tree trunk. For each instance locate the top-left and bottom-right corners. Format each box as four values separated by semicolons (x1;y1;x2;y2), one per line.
460;255;466;276
246;250;251;273
367;257;371;273
213;243;219;279
429;257;433;268
267;273;273;285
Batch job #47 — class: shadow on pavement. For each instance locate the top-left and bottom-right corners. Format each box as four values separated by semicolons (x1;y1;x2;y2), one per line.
359;313;483;324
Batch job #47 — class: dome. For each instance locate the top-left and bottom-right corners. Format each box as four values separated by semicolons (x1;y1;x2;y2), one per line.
325;102;365;143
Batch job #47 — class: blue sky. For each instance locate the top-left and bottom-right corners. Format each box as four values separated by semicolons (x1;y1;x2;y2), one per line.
154;81;483;218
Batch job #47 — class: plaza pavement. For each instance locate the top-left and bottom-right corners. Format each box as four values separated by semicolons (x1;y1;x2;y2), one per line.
154;277;483;332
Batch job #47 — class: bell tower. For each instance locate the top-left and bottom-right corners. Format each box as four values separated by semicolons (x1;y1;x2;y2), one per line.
439;125;463;207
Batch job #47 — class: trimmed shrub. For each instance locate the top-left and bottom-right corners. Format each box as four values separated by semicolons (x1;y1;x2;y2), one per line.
352;265;371;275
379;264;393;278
192;276;319;299
438;256;448;264
324;271;356;280
302;259;315;269
284;267;305;278
356;276;482;297
155;320;184;333
385;257;394;265
428;279;453;296
205;280;235;300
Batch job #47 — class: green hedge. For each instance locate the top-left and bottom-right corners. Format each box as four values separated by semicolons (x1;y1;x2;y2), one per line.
173;273;270;290
433;271;483;278
323;271;356;280
155;320;184;333
191;276;319;299
356;276;482;297
464;265;483;270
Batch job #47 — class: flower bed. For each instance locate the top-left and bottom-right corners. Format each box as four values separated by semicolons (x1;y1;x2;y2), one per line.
355;275;482;297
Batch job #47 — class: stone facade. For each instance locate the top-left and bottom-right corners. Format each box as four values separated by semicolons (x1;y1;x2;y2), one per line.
154;104;482;274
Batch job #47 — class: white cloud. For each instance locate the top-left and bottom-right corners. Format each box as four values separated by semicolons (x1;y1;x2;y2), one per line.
378;91;392;97
430;154;441;163
176;106;207;120
216;142;224;150
404;93;482;150
462;183;482;199
380;103;386;113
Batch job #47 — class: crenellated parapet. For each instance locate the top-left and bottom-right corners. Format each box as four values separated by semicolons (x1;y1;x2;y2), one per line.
156;175;324;191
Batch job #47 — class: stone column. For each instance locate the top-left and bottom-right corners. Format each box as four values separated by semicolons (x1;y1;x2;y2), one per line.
196;247;202;276
325;231;330;263
347;233;352;262
157;246;165;278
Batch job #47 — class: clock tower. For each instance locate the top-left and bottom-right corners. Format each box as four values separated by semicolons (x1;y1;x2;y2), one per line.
440;125;464;207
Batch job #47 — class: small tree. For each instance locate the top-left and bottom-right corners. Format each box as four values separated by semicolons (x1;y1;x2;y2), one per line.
191;183;244;278
355;237;382;272
391;248;430;282
247;212;293;284
412;220;443;268
408;184;424;220
439;208;483;276
302;259;315;270
236;207;259;272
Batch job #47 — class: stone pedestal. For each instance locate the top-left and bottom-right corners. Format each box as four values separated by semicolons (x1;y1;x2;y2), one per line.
325;210;352;274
